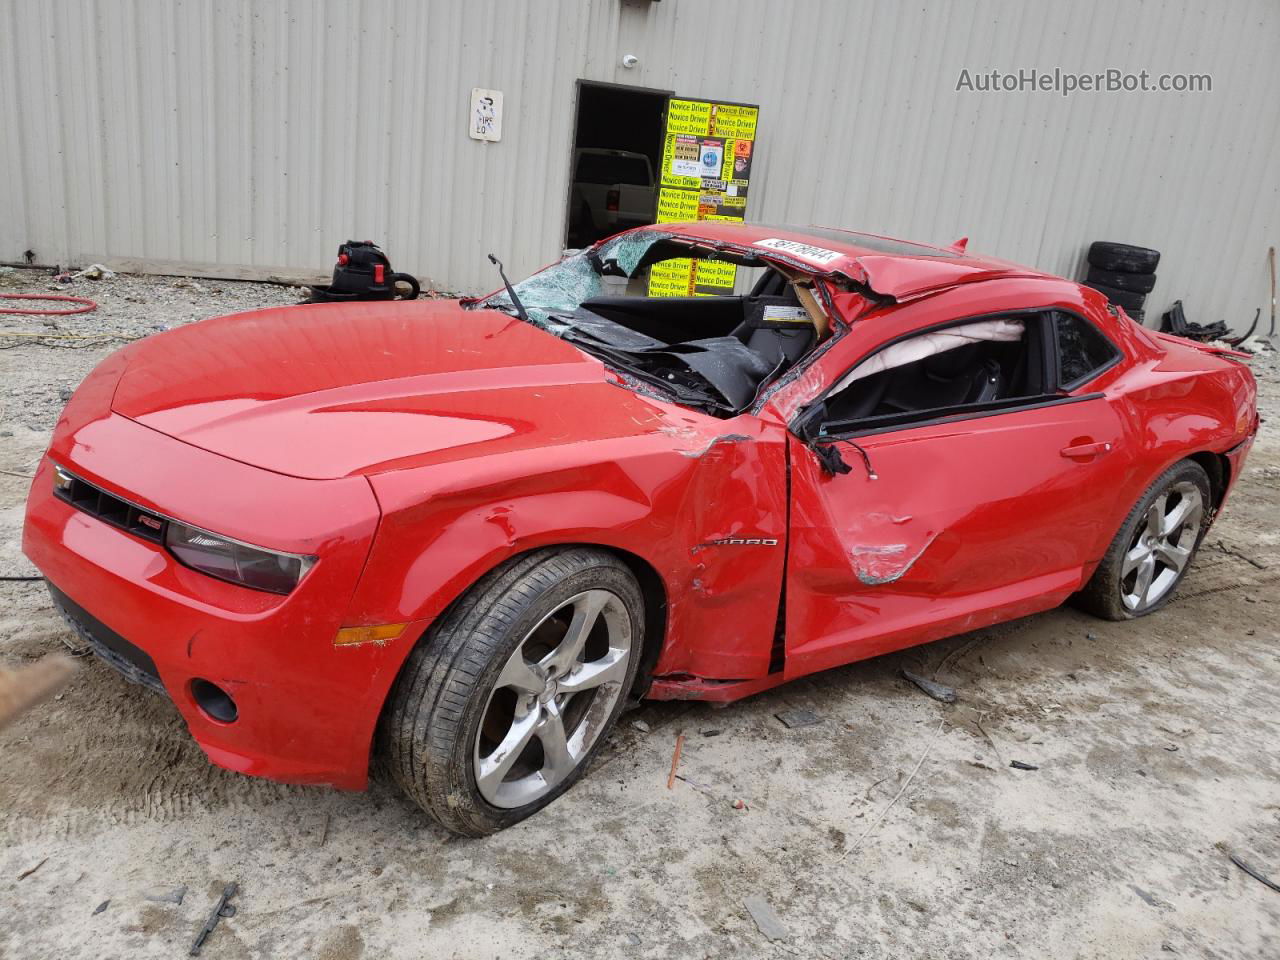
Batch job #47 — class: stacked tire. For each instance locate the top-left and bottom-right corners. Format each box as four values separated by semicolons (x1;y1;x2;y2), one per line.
1083;241;1160;325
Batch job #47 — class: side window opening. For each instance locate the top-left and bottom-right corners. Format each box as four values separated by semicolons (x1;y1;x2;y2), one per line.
819;314;1054;429
1055;312;1120;389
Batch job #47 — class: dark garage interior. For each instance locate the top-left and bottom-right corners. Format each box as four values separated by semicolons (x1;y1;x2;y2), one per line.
566;81;669;247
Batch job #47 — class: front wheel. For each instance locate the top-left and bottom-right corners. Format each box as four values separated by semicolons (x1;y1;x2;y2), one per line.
1078;460;1211;620
378;548;644;836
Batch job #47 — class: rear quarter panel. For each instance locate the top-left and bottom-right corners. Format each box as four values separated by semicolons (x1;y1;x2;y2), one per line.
1099;326;1258;545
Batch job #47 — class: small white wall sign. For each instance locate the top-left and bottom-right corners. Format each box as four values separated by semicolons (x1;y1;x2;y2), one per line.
469;88;503;142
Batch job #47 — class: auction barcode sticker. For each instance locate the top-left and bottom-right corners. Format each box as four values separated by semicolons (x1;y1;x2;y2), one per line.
753;237;845;266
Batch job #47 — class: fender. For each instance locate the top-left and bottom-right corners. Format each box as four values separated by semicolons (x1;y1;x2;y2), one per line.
342;424;791;685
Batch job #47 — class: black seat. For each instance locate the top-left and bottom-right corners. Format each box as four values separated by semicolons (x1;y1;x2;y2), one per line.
922;347;1002;404
746;324;815;368
737;289;816;373
881;344;1004;412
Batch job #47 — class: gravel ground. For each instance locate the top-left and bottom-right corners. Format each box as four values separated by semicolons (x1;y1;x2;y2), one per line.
1;268;1278;959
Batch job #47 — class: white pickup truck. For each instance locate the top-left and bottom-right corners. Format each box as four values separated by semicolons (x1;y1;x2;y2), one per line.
567;148;657;247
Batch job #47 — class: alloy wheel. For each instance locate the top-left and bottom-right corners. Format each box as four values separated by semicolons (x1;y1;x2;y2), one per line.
1120;480;1203;612
473;589;632;808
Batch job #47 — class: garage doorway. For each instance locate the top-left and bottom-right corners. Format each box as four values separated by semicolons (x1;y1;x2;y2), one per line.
565;81;671;249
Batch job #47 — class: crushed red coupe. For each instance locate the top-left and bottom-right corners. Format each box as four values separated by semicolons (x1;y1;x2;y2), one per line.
23;223;1258;834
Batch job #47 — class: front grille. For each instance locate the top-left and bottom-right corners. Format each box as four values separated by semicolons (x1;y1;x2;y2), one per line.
47;582;168;696
53;467;167;543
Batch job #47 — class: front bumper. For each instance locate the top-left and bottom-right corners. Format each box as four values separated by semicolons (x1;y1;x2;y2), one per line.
23;414;420;790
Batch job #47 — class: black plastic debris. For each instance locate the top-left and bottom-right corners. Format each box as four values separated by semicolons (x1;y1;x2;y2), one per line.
1229;853;1280;893
775;708;822;729
92;900;110;915
1160;300;1232;343
1010;760;1039;771
901;669;957;703
189;882;238;956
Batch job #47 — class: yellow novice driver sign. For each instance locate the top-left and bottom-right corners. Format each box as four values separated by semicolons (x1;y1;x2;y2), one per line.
648;97;760;297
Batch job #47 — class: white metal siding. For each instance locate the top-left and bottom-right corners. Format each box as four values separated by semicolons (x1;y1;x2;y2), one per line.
2;0;1278;330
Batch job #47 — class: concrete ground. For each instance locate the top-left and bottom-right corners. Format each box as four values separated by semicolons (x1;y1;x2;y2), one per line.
1;268;1278;959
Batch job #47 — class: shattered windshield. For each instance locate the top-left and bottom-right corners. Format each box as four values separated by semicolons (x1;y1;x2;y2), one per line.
468;230;821;417
476;231;668;331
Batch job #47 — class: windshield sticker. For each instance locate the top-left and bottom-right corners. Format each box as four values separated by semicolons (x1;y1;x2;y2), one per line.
754;237;845;266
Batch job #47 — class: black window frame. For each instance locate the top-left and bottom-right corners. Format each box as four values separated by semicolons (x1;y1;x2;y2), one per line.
1051;310;1122;392
793;307;1105;442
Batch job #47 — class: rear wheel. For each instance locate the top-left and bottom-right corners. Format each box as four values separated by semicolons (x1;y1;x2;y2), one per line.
1078;460;1211;620
378;548;644;836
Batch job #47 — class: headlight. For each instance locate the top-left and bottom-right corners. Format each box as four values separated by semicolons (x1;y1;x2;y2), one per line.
165;521;316;594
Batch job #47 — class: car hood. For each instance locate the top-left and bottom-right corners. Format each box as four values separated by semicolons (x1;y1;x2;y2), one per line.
111;300;663;480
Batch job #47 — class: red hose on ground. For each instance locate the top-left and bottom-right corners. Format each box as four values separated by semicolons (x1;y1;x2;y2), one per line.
0;293;98;316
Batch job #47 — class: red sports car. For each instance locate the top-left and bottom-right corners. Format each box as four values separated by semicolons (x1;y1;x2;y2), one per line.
23;223;1258;835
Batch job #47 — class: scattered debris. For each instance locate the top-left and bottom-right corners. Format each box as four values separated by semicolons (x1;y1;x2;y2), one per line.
1129;884;1168;908
1160;300;1232;344
17;857;48;880
625;932;642;946
72;264;116;281
1229;853;1280;893
700;728;723;737
743;894;789;942
842;720;946;861
667;733;685;790
1009;760;1039;771
775;708;822;729
189;882;238;956
144;884;188;905
732;798;748;811
1164;744;1179;752
901;668;957;703
318;811;330;847
631;719;650;734
92;900;110;915
673;773;717;798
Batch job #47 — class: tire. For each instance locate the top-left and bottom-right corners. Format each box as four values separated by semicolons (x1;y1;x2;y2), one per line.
378;548;645;836
1086;266;1157;293
1088;241;1160;274
1077;460;1211;620
1125;307;1145;325
1084;281;1146;311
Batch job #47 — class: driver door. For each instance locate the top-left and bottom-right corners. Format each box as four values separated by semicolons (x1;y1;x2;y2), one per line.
783;311;1133;678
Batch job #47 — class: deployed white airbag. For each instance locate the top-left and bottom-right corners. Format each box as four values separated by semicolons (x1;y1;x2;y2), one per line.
831;318;1024;393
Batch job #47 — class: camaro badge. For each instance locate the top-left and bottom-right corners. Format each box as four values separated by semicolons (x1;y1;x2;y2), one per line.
701;537;779;547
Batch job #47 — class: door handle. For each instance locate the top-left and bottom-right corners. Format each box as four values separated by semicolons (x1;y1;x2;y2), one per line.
1060;440;1113;461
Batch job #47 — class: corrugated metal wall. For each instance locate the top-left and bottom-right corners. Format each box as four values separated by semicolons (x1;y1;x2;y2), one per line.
3;0;1278;329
